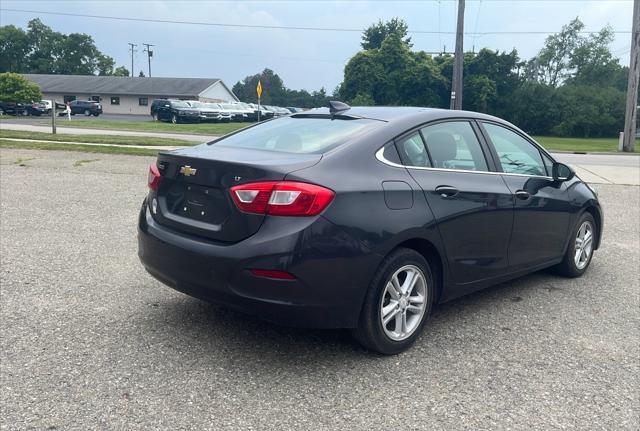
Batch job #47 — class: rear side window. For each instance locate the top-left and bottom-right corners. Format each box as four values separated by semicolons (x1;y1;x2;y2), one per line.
483;123;546;176
381;142;402;165
397;133;431;167
213;117;380;154
421;121;488;171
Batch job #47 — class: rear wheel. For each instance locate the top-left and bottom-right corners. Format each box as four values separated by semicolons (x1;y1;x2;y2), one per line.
352;248;434;355
554;212;596;277
152;112;158;121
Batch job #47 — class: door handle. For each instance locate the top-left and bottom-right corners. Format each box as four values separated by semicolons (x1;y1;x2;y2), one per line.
515;190;531;200
435;185;459;198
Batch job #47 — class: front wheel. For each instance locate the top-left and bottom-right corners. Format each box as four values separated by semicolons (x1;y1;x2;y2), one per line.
351;248;434;355
84;109;91;116
554;212;596;277
152;113;158;121
171;114;178;124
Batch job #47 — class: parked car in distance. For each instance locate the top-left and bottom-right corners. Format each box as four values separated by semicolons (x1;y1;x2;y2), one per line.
138;102;603;355
57;100;103;116
0;101;26;116
0;101;51;116
40;100;53;113
150;99;200;123
184;101;222;122
247;103;274;120
25;102;48;116
230;102;258;121
218;103;248;122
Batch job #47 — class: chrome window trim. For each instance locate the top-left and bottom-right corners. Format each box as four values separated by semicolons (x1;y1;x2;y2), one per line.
375;147;553;180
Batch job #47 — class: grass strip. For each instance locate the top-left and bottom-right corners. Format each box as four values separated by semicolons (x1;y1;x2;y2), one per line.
0;139;161;156
0;129;195;146
533;136;638;153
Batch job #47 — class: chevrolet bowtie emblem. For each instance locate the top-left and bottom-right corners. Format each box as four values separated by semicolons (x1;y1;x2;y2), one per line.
180;165;197;176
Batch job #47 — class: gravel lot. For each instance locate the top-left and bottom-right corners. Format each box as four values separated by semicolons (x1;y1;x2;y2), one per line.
1;148;638;430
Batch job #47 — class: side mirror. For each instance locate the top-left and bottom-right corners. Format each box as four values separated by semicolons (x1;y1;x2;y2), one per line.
552;162;575;182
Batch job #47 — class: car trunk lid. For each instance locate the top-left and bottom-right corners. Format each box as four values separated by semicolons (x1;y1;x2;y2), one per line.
151;145;321;243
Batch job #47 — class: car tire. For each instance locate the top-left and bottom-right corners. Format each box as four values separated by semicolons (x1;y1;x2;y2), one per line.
351;248;434;355
152;113;158;121
93;113;100;117
554;212;597;278
171;114;178;124
84;109;91;116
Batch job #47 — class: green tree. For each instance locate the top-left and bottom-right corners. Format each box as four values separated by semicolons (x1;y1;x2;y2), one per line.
0;25;30;72
97;54;116;76
233;68;286;105
112;66;130;77
25;18;63;74
350;93;375;106
552;84;624;137
361;18;412;50
569;26;623;87
342;30;447;107
0;18;125;76
0;72;42;103
527;18;584;86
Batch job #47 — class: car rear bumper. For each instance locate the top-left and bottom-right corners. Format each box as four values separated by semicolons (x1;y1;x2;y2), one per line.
137;200;378;328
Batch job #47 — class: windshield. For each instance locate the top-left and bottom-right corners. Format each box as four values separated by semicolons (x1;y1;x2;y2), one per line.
213;117;380;154
171;101;189;108
188;101;204;108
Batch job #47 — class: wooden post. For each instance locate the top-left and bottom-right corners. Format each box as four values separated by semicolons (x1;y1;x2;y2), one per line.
450;0;465;110
622;0;640;152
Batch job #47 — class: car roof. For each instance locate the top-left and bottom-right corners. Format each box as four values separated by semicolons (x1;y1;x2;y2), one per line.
303;106;506;124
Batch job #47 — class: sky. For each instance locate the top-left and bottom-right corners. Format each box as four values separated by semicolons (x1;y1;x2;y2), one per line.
0;0;634;93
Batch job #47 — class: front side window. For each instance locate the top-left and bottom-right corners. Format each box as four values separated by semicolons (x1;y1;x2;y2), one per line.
213;116;380;154
397;133;431;167
483;123;545;176
541;152;554;177
421;121;488;171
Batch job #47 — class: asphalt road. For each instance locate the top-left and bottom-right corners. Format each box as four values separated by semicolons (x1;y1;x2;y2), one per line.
1;149;638;430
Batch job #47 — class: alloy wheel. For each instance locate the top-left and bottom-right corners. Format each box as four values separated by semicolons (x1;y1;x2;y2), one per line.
574;221;594;270
380;265;428;341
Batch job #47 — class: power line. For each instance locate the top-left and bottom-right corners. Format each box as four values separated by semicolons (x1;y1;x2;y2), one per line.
1;8;632;35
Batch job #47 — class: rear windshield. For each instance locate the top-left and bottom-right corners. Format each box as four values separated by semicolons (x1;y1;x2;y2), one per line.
213;117;380;154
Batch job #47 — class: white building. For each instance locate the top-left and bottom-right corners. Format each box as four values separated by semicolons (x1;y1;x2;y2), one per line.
23;74;238;115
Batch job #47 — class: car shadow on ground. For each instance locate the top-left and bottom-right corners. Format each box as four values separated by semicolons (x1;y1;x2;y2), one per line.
135;269;569;368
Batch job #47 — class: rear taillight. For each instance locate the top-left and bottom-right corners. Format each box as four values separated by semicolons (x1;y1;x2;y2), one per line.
230;181;334;216
148;164;161;191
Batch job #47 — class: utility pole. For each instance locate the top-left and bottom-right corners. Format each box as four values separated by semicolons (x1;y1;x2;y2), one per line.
143;43;154;77
623;0;640;152
450;0;465;110
128;43;137;77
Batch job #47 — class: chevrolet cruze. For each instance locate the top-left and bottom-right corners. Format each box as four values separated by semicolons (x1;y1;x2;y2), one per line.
138;102;602;355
